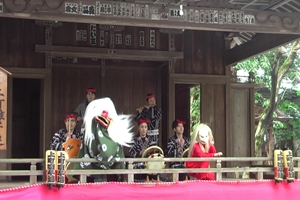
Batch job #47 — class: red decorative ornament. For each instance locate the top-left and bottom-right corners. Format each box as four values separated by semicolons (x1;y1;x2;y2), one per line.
86;88;96;93
65;114;76;121
95;110;111;128
138;119;150;125
176;119;186;125
146;94;155;100
101;110;109;118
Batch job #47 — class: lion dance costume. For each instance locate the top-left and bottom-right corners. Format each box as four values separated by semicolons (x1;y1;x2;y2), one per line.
73;97;134;181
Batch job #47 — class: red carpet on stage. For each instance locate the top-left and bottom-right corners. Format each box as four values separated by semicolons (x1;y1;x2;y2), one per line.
0;180;298;200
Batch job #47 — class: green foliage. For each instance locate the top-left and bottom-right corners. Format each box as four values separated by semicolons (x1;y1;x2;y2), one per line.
235;42;300;155
190;85;201;133
235;54;273;88
276;99;300;141
254;93;264;105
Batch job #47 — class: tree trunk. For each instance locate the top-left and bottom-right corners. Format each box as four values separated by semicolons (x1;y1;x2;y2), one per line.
255;41;300;156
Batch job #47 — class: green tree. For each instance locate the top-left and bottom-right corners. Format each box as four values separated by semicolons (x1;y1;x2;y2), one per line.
235;41;300;156
190;85;201;133
275;95;300;144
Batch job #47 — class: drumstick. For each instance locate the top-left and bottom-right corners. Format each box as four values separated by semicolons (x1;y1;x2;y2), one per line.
68;119;71;134
67;119;71;140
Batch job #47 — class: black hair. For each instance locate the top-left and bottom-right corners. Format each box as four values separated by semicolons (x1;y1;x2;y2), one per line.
172;120;178;129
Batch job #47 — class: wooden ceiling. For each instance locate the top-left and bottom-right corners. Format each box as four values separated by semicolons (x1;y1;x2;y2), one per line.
223;0;300;48
0;0;299;52
129;0;300;48
103;0;300;11
0;1;298;29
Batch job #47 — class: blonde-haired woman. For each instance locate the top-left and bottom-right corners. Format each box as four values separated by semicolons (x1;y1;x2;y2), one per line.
186;124;222;180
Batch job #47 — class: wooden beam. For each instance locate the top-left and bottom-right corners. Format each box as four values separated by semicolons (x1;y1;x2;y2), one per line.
52;63;159;70
226;34;300;66
170;74;230;84
3;67;51;78
36;45;183;61
231;83;264;89
0;0;300;34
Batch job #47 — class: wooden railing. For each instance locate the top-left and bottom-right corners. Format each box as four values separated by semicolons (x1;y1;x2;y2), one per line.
0;157;299;187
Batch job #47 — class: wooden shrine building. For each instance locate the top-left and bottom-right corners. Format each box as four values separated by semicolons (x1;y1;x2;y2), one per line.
0;0;299;170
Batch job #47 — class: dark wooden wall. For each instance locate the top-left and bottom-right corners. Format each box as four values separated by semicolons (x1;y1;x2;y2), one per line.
1;17;232;159
49;22;168;147
51;65;162;146
201;84;227;155
175;84;191;137
177;30;225;75
0;18;44;68
51;66;102;132
51;22;168;50
173;30;227;155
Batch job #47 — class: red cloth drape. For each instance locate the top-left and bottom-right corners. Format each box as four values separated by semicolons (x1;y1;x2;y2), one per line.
0;180;298;200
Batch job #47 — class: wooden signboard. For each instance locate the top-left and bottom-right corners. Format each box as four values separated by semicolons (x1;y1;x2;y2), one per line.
0;67;11;150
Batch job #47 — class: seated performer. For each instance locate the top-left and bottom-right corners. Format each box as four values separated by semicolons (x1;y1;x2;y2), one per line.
135;93;162;146
166;119;190;181
185;123;222;180
73;98;134;182
49;112;83;151
128;118;151;181
129;118;151;158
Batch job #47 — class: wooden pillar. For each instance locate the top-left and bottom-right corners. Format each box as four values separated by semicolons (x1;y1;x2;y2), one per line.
167;58;175;142
43;25;53;158
226;66;232;160
34;21;55;164
250;87;255;157
167;31;176;140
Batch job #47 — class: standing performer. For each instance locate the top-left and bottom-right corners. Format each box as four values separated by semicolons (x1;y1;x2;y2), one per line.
129;118;151;181
74;87;96;123
49;112;83;151
166;119;190;181
185;124;222;180
135;93;162;146
74;98;134;182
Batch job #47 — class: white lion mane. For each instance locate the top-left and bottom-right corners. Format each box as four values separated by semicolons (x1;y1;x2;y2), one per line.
83;97;134;148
